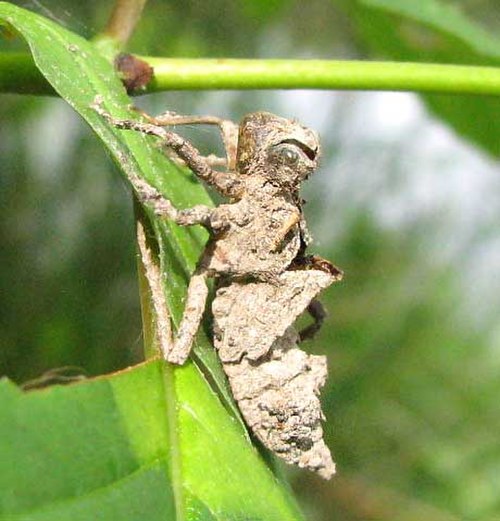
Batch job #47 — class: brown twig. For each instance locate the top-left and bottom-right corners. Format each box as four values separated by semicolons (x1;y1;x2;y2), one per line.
102;0;148;49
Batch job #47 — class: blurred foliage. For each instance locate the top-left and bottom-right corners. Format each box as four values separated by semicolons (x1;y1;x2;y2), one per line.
1;1;500;520
335;0;500;157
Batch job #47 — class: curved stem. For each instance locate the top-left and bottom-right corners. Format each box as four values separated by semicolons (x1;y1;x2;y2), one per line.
104;0;148;46
93;0;148;57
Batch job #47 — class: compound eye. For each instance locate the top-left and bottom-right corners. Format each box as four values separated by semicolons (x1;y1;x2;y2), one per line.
281;146;299;164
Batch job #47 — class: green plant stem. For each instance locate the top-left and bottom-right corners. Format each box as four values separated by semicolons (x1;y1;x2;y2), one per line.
1;53;500;96
144;58;500;96
0;52;55;94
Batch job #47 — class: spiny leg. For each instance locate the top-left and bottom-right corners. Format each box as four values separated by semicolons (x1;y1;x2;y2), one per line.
136;216;209;364
167;269;209;365
130;107;239;170
92;96;241;198
121;172;213;226
136;216;175;360
164;152;228;170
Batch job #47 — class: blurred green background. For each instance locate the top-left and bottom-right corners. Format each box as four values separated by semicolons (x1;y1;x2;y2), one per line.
2;1;500;520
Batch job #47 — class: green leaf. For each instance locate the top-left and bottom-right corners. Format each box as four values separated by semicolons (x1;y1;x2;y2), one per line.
0;0;231;412
336;0;500;157
0;0;229;409
0;3;304;520
0;361;303;520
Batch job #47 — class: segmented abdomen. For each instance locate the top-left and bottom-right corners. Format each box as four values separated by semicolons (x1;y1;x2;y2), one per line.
212;269;337;479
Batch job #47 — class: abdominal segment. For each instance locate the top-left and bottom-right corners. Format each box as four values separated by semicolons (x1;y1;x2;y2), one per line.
212;269;337;479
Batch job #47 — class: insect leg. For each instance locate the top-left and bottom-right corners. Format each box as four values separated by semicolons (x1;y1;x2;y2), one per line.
92;97;241;197
166;269;209;364
299;298;327;341
130;107;239;170
270;210;301;251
